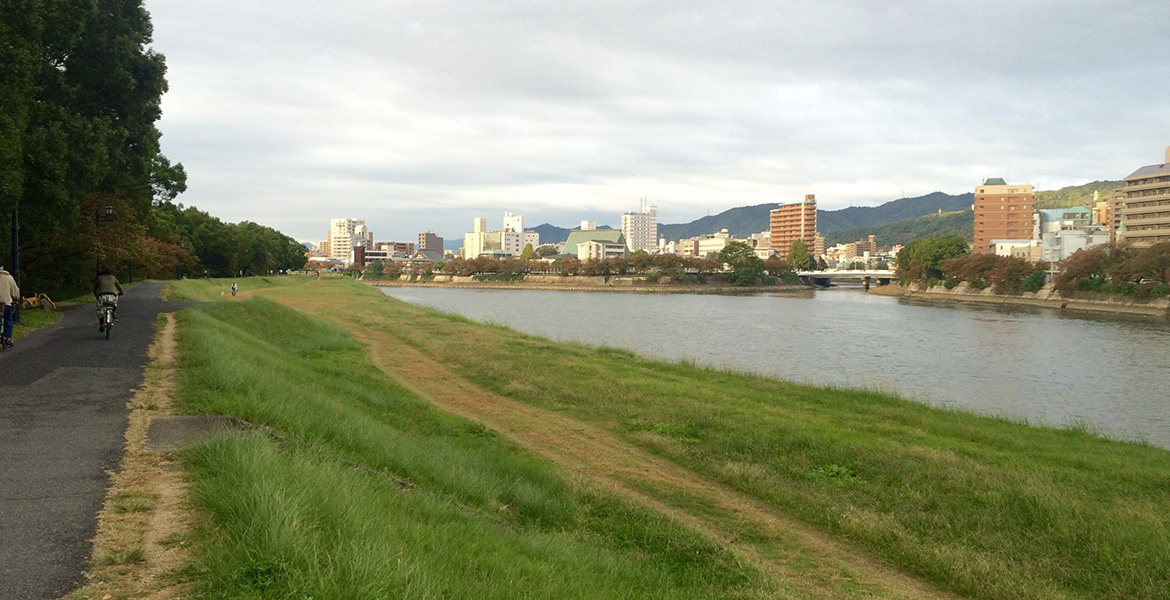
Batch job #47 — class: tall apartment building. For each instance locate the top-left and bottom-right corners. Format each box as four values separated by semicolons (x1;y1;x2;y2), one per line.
329;218;372;264
1115;145;1170;247
621;201;658;252
972;178;1034;254
769;195;818;260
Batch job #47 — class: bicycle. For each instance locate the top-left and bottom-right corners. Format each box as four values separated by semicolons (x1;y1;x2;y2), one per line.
97;293;118;340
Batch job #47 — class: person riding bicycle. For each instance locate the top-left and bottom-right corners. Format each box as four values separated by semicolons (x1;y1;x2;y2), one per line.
93;265;124;327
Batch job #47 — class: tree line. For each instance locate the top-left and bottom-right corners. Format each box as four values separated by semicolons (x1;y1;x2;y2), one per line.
1;0;303;295
895;234;1170;299
363;242;800;286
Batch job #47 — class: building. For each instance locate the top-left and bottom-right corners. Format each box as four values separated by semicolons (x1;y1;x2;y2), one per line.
462;213;539;258
621;201;658;252
578;239;629;261
1115;145;1170;247
418;231;443;253
562;229;625;257
973;178;1034;254
769;194;818;260
328;218;372;264
695;229;732;258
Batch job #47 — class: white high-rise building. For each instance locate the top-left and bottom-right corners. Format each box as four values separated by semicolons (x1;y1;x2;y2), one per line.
621;201;658;252
329;218;372;264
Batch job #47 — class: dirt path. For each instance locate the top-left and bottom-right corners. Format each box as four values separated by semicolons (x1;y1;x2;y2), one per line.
280;296;959;600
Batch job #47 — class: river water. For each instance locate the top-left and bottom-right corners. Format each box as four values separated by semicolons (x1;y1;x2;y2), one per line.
378;285;1170;448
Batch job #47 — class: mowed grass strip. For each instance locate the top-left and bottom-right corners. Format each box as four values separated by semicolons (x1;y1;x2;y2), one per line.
173;298;782;599
255;278;1170;600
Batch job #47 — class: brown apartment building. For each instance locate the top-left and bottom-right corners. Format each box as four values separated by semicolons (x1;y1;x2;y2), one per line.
770;195;818;260
973;178;1034;253
1115;145;1170;247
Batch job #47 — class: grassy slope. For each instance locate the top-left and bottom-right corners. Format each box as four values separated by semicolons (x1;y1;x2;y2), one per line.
171;289;778;599
248;278;1169;600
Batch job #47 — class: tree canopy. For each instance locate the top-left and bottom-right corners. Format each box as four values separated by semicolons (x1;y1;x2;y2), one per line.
788;240;813;271
717;241;764;285
895;235;970;282
0;0;303;293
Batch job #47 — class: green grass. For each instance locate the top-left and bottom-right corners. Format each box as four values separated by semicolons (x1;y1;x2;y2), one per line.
11;308;62;340
163;275;316;302
174;297;780;599
261;278;1170;600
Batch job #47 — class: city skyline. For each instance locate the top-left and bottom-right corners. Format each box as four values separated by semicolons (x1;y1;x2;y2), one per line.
146;1;1169;243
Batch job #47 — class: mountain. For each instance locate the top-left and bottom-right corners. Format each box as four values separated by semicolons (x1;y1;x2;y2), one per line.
824;210;974;247
816;191;973;232
1034;180;1119;209
655;191;973;242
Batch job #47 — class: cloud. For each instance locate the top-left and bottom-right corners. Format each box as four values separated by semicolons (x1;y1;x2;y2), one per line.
148;0;1170;243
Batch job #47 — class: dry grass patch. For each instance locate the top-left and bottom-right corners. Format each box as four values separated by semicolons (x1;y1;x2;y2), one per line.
64;313;196;600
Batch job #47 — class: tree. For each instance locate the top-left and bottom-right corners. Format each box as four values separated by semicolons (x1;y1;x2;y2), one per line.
763;256;791;277
718;241;764;285
519;244;534;261
896;235;969;282
788;240;812;271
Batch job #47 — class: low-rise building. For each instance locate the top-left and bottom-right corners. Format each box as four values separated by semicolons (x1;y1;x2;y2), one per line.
578;239;629;261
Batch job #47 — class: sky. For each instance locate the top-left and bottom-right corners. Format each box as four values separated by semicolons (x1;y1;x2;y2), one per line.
146;0;1170;245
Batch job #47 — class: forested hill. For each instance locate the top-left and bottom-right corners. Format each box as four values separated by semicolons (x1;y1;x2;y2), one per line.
817;191;973;232
655;191;973;242
1034;181;1119;209
823;210;974;247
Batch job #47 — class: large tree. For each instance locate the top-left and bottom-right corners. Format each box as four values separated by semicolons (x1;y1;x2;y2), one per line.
0;0;188;292
718;241;764;285
788;240;813;271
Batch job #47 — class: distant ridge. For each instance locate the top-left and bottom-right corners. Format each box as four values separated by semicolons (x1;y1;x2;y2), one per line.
532;183;1101;248
656;191;974;241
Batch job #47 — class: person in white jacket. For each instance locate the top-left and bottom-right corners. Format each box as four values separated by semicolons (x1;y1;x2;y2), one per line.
0;265;18;349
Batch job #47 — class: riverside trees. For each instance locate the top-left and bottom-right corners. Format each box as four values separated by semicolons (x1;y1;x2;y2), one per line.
0;0;303;293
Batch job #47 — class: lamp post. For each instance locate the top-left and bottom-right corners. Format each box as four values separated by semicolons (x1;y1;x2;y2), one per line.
10;200;18;325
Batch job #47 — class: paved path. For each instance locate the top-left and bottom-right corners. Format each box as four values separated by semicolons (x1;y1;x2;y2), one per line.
0;282;191;600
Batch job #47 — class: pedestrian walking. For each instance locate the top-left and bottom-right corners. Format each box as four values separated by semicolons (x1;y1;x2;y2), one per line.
231;281;237;296
0;265;19;349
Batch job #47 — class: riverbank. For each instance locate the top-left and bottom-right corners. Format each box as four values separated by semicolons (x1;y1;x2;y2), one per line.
869;280;1170;317
366;274;811;294
145;276;1170;600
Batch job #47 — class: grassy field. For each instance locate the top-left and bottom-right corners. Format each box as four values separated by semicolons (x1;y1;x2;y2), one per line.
170;289;784;599
166;277;1170;600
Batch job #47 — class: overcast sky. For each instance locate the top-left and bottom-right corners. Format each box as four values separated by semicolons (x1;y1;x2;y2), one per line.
147;0;1169;244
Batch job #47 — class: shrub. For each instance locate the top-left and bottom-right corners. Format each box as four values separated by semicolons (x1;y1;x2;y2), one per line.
944;277;960;289
1023;270;1048;293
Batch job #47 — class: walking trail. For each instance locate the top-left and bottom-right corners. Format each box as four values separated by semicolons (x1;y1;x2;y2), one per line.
277;295;959;600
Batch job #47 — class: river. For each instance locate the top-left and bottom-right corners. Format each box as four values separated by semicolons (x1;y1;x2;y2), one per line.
378;285;1170;448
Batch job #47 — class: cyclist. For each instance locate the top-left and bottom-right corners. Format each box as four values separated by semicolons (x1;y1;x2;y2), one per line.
93;265;124;329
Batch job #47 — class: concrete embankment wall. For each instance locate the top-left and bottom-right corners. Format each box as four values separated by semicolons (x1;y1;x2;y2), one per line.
877;282;1170;317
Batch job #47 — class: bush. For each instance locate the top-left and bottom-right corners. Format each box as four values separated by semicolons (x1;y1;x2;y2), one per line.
1150;283;1170;298
968;279;987;290
943;277;960;289
645;271;662;283
1023;270;1047;293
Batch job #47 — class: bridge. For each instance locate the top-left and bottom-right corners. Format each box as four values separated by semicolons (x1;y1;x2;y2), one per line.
795;270;897;289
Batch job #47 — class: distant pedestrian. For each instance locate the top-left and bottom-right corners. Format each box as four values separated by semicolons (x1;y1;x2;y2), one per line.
0;265;19;349
231;281;237;297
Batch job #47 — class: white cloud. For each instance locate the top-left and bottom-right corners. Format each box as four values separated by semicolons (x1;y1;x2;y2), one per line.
148;0;1170;242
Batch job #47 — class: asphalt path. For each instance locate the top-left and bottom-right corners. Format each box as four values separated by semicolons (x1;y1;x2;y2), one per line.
0;282;193;600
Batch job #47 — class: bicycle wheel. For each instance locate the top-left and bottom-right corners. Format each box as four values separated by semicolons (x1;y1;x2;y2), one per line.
104;309;111;340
